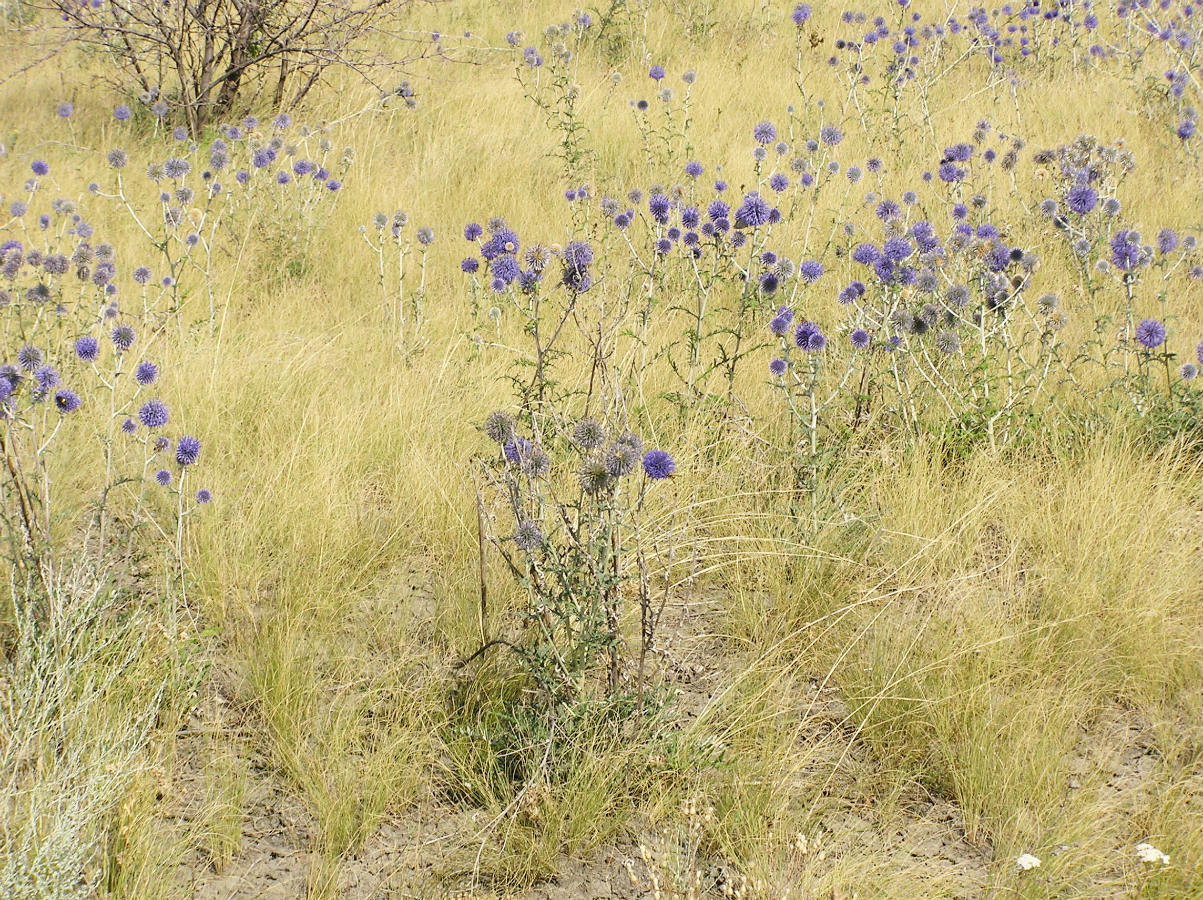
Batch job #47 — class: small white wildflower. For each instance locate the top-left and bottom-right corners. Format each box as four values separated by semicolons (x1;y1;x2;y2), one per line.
1135;843;1170;865
1016;853;1042;871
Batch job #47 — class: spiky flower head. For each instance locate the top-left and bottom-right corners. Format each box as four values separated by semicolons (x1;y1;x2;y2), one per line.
54;389;81;413
521;446;551;478
111;325;136;352
135;361;158;386
196;488;213;503
579;456;614;494
138;399;169;428
514;520;543;552
1135;318;1166;349
175;435;200;466
642;449;676;480
935;331;961;354
573;416;607;450
156;468;172;486
484;411;515;444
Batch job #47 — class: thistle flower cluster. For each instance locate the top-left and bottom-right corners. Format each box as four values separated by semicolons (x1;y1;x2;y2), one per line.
1;161;212;579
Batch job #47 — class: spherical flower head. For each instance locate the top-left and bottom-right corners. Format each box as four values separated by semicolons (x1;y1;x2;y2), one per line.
1135;318;1166;349
34;365;60;389
491;254;520;284
1181;363;1198;381
464;222;483;241
768;173;789;192
164;157;191;178
642;449;675;479
935;330;961;354
883;236;913;261
1110;231;1141;272
156;468;173;486
111;324;136;352
1197;339;1203;367
604;441;640;477
1156;229;1179;255
17;345;43;371
852;243;880;265
751;121;779;146
75;335;100;362
521;446;551;478
1066;182;1098;215
799;260;823;283
806;331;827;351
769;314;791;336
121;417;137;434
792;3;812;25
579;456;614;494
649;64;666;80
416;227;434;245
850;329;871;349
31;160;49;176
769;357;787;376
735;192;771;228
685;161;703;178
513;520;543;553
196;488;212;504
175;435;201;466
114;104;132;121
54;389;81;413
138;399;170;428
503;436;532;465
135;360;159;386
819;124;843;146
461;257;480;274
573;416;607;450
649;193;672;224
484;410;515;444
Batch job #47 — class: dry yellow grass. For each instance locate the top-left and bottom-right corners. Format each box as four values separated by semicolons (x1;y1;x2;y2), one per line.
0;0;1200;898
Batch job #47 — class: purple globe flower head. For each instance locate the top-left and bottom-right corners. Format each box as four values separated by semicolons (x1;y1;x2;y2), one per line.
490;277;506;293
114;104;132;121
138;399;169;428
17;345;43;371
151;100;169;118
759;272;779;294
819;124;843;145
175;435;201;466
794;321;818;348
54;389;81;413
792;3;812;25
464;222;483;241
883;236;913;261
121;418;137;434
735;192;771;228
876;199;901;221
31;160;49;176
768;172;790;192
1066;182;1098;214
1157;229;1180;255
850;329;871;349
685;161;703;178
75;335;99;361
34;365;60;389
769;357;788;376
503;436;532;465
1110;230;1141;272
799;260;824;283
154;436;172;453
135;360;159;386
196;488;212;504
649;64;666;80
937;161;964;182
852;243;881;265
753;121;778;145
491;254;520;283
707;199;730;222
643;449;676;479
461;257;480;274
1197;339;1203;367
649;193;672;224
156;468;172;486
681;206;700;229
1179;120;1197;140
1135;318;1166;349
111;324;136;352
